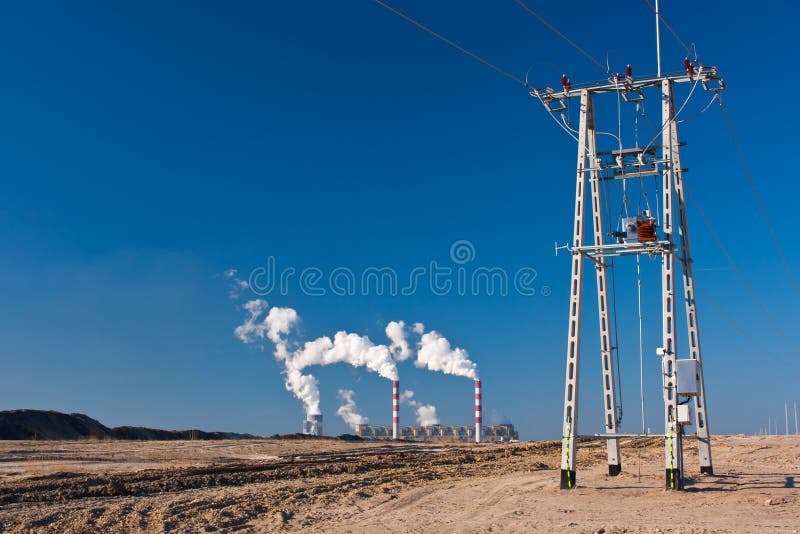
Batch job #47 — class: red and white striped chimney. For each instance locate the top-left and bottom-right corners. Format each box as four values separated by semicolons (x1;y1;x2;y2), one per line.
392;380;400;440
475;380;482;443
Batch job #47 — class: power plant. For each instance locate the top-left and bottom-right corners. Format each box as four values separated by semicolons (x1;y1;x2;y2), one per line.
301;379;491;442
354;423;518;443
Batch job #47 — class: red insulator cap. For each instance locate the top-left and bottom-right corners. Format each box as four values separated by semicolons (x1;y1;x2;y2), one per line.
626;64;632;78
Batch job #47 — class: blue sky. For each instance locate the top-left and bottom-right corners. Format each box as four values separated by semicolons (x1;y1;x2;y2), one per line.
1;1;798;439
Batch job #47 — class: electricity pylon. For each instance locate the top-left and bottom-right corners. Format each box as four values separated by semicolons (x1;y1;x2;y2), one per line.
534;66;724;490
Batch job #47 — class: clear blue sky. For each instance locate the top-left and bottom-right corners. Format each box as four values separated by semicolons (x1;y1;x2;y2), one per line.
1;1;797;439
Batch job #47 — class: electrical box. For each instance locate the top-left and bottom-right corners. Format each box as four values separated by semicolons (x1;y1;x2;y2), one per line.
676;359;700;396
622;216;640;243
677;404;692;426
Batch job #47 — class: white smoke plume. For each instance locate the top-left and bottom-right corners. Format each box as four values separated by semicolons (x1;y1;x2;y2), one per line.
336;389;368;430
223;268;250;300
399;390;440;426
386;320;412;362
235;300;413;417
291;331;399;380
234;300;299;361
285;366;321;416
265;307;299;360
235;300;320;416
415;405;439;427
414;325;479;380
234;299;270;343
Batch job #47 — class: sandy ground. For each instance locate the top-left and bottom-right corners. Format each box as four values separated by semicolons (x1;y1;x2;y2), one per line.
0;435;798;532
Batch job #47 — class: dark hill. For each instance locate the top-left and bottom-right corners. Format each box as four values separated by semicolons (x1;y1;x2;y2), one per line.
111;426;256;441
0;410;113;440
0;410;257;441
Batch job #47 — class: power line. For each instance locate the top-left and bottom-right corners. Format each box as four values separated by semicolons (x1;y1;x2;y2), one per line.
684;185;788;340
370;0;527;86
717;97;800;298
640;74;701;155
511;0;610;75
638;103;791;339
695;273;791;366
692;279;752;345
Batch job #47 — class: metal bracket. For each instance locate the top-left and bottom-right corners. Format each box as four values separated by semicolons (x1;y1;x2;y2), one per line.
702;78;725;93
554;241;571;257
531;68;724;100
555;242;607;268
622;89;645;103
572;249;607;268
534;87;568;113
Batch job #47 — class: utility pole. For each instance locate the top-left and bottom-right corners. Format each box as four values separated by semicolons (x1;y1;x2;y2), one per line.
655;0;661;77
538;66;725;491
786;401;790;436
795;401;798;435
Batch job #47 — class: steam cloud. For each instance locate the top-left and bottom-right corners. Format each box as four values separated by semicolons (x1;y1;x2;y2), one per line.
235;302;479;424
399;390;440;426
336;389;369;430
234;299;269;344
284;366;321;416
223;268;249;300
292;331;399;381
289;320;412;381
386;320;413;362
413;323;479;380
235;300;413;418
265;307;299;360
235;299;320;415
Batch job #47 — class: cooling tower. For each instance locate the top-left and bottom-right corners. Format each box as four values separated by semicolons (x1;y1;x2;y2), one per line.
302;413;323;436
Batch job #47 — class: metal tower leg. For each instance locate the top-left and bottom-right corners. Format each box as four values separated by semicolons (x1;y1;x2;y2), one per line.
587;113;622;476
666;86;714;476
661;79;683;490
560;90;591;489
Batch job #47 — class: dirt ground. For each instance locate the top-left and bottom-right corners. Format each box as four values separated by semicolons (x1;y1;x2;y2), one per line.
0;435;798;533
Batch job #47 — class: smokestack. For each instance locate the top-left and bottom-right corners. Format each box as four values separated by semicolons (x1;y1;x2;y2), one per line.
393;380;400;439
475;380;482;443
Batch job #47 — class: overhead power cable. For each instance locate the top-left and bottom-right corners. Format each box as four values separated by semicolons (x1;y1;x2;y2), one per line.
645;89;785;339
684;186;788;341
511;0;610;75
640;74;701;155
370;0;527;86
694;279;790;365
693;280;748;339
640;0;694;59
717;97;800;298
